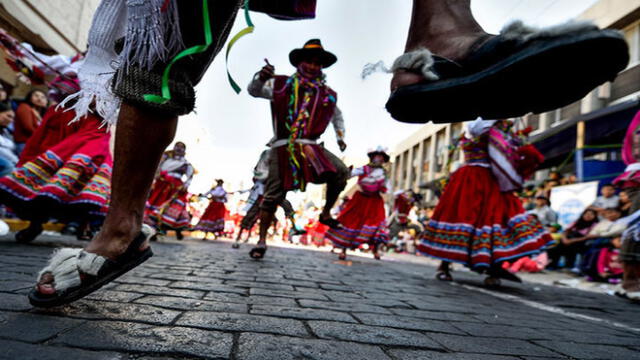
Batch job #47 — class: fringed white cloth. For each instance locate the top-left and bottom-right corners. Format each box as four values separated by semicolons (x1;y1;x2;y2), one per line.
37;248;106;292
361;48;438;81
36;224;155;293
61;0;183;126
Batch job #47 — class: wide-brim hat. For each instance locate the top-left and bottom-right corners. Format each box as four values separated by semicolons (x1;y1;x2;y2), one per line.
367;146;390;163
289;39;337;68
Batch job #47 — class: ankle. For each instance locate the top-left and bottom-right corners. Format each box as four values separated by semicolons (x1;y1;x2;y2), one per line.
407;32;490;61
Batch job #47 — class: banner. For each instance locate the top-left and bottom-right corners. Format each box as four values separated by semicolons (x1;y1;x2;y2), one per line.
550;181;598;228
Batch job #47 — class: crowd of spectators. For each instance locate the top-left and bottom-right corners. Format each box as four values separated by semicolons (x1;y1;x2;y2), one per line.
508;178;629;285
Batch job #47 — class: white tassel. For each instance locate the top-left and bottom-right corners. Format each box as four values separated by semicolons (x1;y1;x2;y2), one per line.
361;48;439;81
501;20;598;42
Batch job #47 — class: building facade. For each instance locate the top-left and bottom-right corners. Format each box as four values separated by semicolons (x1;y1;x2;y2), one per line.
0;0;99;92
390;0;640;202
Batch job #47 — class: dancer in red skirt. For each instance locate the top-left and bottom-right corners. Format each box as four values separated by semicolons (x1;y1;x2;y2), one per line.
0;75;112;243
144;142;194;240
418;118;551;286
195;179;227;239
326;147;390;261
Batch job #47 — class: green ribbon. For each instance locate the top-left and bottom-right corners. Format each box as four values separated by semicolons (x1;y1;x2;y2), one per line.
143;0;213;104
225;0;255;94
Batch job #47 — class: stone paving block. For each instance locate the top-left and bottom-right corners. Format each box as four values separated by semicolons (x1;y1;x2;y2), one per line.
249;287;328;300
134;295;247;313
299;299;392;314
324;294;411;308
534;340;640;359
52;321;232;359
308;320;444;348
0;292;32;311
250;304;357;323
38;300;181;325
114;276;171;287
353;312;459;334
84;290;145;303
176;311;308;337
237;333;390;360
391;308;481;322
169;281;247;295
251;295;303;306
0;311;85;342
541;328;640;346
475;314;580;331
387;349;521;360
0;280;32;292
429;334;559;357
147;273;223;283
451;322;557;341
225;280;295;291
112;284;205;299
0;339;124;360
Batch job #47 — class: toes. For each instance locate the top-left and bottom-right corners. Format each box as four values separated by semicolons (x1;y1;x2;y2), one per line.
390;70;426;91
36;272;56;295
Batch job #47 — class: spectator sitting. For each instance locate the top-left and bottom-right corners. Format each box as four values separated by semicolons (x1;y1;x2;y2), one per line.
619;190;632;217
13;89;48;155
561;173;577;185
547;209;599;270
591;184;620;215
577;208;626;281
0;102;17;177
528;195;557;226
585;207;626;248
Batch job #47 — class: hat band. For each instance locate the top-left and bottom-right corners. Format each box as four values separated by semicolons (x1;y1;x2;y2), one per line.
304;44;323;49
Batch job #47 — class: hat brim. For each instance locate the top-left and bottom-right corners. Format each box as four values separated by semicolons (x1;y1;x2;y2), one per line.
289;48;337;68
368;151;390;163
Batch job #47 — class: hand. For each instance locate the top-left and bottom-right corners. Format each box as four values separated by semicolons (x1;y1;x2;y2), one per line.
0;110;14;127
258;64;275;81
338;140;347;152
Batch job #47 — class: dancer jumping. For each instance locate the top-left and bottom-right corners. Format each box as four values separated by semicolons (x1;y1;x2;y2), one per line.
247;39;349;259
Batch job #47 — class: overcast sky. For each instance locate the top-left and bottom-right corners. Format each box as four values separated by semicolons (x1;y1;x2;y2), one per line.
176;0;599;193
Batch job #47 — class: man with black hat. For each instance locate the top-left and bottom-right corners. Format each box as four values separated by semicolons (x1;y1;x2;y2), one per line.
246;39;349;259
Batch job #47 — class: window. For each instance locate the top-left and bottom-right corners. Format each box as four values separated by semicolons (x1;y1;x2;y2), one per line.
434;130;446;175
422;138;432;182
526;114;540;132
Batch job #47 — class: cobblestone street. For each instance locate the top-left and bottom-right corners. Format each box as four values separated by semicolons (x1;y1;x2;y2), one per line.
1;234;640;360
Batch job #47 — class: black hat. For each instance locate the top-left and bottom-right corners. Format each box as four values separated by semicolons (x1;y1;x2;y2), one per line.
289;39;337;68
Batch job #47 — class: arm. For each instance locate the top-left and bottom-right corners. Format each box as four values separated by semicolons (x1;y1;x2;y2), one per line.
247;63;276;99
16;104;39;134
182;164;195;189
330;107;347;152
350;166;365;178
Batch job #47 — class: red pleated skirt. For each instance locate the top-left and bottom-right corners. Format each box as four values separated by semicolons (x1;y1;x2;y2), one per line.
325;191;389;249
194;200;226;233
417;165;552;270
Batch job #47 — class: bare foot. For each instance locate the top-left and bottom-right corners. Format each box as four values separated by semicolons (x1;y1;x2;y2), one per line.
36;219;147;295
390;33;492;91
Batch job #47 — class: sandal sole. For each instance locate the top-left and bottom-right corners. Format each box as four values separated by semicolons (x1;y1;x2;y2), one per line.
28;248;153;308
387;30;629;123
